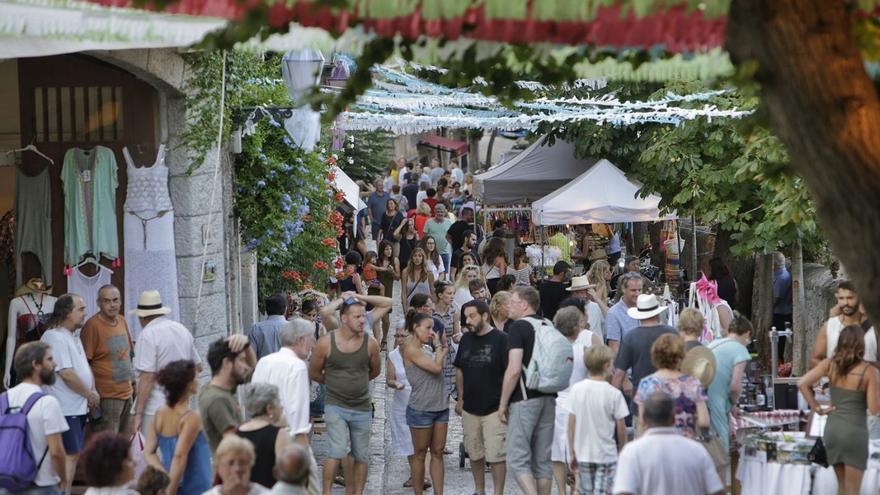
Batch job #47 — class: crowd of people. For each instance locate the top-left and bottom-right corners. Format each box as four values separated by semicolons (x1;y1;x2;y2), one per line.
2;154;878;495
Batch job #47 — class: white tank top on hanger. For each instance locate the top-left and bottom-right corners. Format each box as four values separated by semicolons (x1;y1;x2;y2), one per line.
68;265;112;320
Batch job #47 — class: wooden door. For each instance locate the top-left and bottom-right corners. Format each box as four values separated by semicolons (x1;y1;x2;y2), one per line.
17;54;159;295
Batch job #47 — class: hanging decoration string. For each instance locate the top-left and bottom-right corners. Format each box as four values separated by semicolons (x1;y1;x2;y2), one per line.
194;49;227;334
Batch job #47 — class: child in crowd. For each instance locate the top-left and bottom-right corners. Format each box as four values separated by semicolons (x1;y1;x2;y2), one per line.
137;465;170;495
567;345;629;495
363;250;384;295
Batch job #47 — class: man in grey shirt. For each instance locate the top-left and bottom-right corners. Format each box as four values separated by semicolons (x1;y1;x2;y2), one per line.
366;180;390;240
612;294;677;397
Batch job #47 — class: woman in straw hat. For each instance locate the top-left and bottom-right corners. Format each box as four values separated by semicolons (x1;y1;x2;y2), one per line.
633;334;710;439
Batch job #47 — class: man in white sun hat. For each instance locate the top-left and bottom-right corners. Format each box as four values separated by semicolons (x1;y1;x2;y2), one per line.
566;275;604;339
131;289;202;434
611;294;676;429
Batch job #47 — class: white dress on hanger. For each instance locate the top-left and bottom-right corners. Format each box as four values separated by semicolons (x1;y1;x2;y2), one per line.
68;264;112;319
122;145;180;340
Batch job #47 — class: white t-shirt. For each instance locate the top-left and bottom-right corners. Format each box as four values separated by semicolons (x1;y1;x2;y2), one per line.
41;327;94;416
586;301;604;340
865;327;877;362
203;484;268;495
453;287;473;311
132;317;202;416
564;378;628;463
613;427;723;495
251;347;312;435
5;382;69;486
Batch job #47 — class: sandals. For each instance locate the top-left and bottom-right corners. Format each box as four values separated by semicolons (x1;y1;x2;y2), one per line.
402;478;432;489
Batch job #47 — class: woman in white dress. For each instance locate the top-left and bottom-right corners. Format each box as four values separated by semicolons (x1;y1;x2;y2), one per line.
550;304;601;495
453;263;481;310
387;323;430;490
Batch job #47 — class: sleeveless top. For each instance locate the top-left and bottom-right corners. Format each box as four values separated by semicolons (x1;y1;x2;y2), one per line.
157;416;212;495
236;424;280;488
406;271;431;303
123;145;172;214
325;332;371;411
827;317;846;359
826;366;869;469
406;346;448;412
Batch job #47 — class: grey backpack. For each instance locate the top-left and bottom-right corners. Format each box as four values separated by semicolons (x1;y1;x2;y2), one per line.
520;317;573;395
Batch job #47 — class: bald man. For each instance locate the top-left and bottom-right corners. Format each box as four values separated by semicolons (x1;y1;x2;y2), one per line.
272;444;313;494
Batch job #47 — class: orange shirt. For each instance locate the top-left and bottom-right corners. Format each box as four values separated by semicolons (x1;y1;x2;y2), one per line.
414;214;429;239
81;314;133;399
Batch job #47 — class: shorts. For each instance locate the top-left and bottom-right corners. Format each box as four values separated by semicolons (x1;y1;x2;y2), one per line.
507;396;555;480
578;462;616;495
405;406;449;428
462;410;506;463
325;404;372;463
62;415;87;454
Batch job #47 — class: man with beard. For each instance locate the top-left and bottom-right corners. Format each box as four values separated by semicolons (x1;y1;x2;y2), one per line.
198;334;255;453
80;284;134;434
2;342;70;492
40;293;95;494
810;280;877;368
455;300;509;495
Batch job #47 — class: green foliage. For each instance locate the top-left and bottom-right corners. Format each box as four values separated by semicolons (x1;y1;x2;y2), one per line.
555;81;825;258
181;50;290;173
319;130;394;183
235;119;341;300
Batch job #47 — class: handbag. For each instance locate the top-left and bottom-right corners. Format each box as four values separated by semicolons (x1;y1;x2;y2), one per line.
808;437;828;467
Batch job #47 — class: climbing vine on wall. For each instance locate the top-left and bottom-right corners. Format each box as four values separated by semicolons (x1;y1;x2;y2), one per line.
236;118;342;299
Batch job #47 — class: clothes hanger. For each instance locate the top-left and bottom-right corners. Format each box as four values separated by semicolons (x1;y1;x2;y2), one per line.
3;141;54;165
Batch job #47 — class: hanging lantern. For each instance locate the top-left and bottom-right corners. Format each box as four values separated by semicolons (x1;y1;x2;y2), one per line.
327;54;352;151
280;48;325;151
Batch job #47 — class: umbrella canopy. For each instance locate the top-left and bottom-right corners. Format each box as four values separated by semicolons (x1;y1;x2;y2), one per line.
532;159;676;225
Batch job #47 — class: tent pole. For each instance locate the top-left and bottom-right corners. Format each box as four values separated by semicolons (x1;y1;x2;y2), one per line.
691;214;698;279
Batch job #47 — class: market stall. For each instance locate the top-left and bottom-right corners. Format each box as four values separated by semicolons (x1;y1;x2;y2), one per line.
528;158;677;279
473;136;596;205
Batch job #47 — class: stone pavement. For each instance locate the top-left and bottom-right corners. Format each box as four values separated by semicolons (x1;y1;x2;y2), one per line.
309;283;534;494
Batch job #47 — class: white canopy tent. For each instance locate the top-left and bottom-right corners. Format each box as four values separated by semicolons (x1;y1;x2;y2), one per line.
532;159;676;225
473;135;596;205
331;166;366;211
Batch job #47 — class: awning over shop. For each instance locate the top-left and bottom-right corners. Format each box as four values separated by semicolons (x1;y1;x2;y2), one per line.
473;135;596;205
532;159;676;225
417;135;469;157
0;0;227;59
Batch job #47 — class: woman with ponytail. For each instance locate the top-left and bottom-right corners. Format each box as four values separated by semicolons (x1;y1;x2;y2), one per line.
402;311;449;495
799;325;880;494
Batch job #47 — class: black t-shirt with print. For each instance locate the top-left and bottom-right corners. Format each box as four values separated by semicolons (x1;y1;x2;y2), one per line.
454;328;509;415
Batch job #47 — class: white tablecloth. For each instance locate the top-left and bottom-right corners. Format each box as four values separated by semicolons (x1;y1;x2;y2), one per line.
737;447;879;495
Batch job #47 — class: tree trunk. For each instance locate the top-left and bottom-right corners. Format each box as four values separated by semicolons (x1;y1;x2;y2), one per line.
727;1;880;328
752;253;775;369
791;239;808;373
484;129;498;171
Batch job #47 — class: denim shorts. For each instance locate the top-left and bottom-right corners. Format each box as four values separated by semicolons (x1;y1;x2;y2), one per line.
325;405;373;463
62;414;87;454
406;406;449;428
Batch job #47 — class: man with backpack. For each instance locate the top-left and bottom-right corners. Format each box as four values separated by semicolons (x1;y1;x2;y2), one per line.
0;342;69;494
498;286;574;495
